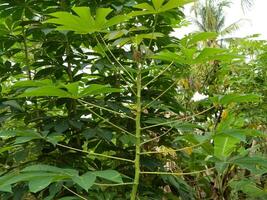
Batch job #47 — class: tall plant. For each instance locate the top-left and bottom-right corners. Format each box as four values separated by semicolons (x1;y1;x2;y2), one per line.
0;0;266;199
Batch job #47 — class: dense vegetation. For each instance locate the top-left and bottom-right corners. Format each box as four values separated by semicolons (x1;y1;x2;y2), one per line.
0;0;266;199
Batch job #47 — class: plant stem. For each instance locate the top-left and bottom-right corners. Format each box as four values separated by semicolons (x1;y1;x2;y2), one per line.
140;168;215;176
130;63;142;200
57;143;134;163
139;142;206;155
78;99;135;120
83;105;135;137
143;80;179;110
22;25;31;80
142;106;215;130
62;185;87;200
94;182;134;187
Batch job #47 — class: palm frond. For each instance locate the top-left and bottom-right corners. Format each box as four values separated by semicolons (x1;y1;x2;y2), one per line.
241;0;254;12
220;19;249;36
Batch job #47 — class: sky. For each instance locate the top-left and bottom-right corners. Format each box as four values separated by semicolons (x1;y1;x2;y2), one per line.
173;0;267;40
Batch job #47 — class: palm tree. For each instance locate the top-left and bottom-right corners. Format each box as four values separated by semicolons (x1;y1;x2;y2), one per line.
241;0;254;12
192;0;244;38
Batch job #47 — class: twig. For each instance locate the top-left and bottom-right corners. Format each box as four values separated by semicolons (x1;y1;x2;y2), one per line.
62;185;87;200
141;128;173;145
142;106;215;130
98;34;135;82
84;105;135;137
57;143;134;163
78;99;135;120
94;182;134;187
94;35;136;95
143;80;179;110
140;168;215;176
142;62;174;89
140;142;206;155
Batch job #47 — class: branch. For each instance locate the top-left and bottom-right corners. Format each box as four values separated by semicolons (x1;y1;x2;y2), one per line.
57;143;134;163
94;35;136;95
62;185;87;200
140;168;214;176
94;182;134;187
141;127;173;146
83;105;135;137
97;34;135;82
142;62;174;89
142;106;215;130
148;14;158;49
78;99;135;120
140;142;206;155
143;80;179;110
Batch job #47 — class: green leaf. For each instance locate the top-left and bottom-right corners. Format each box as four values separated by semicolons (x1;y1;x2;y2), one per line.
232;156;267;174
152;51;187;64
95;8;113;28
46;133;65;146
229;179;267;198
181;32;218;46
134;33;164;45
2;100;24;111
214;134;240;159
58;197;80;200
15;136;41;144
133;3;154;11
160;0;194;12
195;48;226;61
94;170;123;183
131;0;193;16
22;165;78;177
18;86;72;98
80;84;121;97
13;79;53;88
0;184;12;193
0;172;65;191
71;172;96;191
219;94;261;105
64;82;80;97
46;7;129;34
104;30;128;40
28;177;54;193
0;129;42;144
152;0;165;10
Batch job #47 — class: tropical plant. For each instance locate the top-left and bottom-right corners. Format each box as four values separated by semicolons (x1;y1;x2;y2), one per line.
0;0;266;200
191;0;247;41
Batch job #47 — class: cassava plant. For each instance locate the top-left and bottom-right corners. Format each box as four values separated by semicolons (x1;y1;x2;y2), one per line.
0;0;266;199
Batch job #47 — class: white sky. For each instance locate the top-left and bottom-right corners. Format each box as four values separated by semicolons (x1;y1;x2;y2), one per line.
173;0;267;40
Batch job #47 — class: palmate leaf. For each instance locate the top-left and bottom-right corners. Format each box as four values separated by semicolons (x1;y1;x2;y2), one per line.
229;179;267;198
0;172;67;193
214;134;241;160
152;51;188;64
13;80;121;99
130;0;194;16
153;46;242;65
45;7;129;34
71;172;96;191
93;170;123;183
213;128;266;160
112;32;164;47
0;164;123;193
181;32;218;47
18;86;73;98
231;156;267;175
28;177;54;193
0;129;43;144
218;93;261;105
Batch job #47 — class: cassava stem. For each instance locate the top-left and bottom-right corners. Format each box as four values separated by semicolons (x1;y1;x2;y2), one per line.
130;62;142;200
